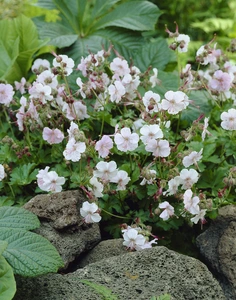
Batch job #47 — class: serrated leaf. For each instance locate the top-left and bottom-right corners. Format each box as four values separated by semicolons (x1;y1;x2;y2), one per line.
0;241;8;255
0;207;40;230
1;229;64;276
0;255;16;300
10;163;38;186
0;197;14;207
95;1;161;31
147;184;158;196
133;38;172;72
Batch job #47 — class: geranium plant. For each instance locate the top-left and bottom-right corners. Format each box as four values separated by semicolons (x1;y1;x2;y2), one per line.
0;27;236;250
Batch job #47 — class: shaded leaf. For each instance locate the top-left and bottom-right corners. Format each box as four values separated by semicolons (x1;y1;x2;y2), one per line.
0;255;16;300
10;163;38;186
0;206;40;230
95;1;161;31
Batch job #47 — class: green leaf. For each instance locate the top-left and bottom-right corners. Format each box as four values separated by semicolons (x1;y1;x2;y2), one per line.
0;197;14;207
66;28;144;64
1;229;64;276
133;38;172;72
0;255;16;300
0;15;48;83
10;163;38;186
0;207;40;230
95;1;161;31
0;241;8;255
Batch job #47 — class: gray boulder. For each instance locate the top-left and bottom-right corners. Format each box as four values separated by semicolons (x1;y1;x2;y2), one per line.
196;205;236;300
23;190;101;269
15;244;225;300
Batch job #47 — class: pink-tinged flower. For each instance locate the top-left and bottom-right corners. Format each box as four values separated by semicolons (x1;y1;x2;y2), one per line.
36;70;58;89
196;44;221;65
67;121;79;140
63;138;86;162
88;177;104;198
183;189;200;214
29;82;53;104
140;124;163;145
122;228;146;251
77;57;88;77
80;201;101;223
209;70;232;92
0;164;6;181
110;57;130;77
27;100;42;124
15;77;26;94
114;127;139;152
145;139;170;158
142;91;161;114
159;201;175;220
122;74;140;93
53;54;75;76
163;177;181;196
63;101;89;120
135;238;158;250
36;167;65;193
179;169;199;189
95;135;113;158
161;90;189;115
183;149;203;168
190;209;207;224
175;34;190;53
16;96;27;131
43;127;64;144
31;58;50;74
202;117;210;141
108;81;126;103
0;83;14;106
221;108;236;130
93;161;118;182
110;170;131;191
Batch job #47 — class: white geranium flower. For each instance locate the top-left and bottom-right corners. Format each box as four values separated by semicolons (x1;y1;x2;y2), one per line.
221;108;236;130
183;189;200;214
88;177;104;198
122;228;146;251
36;167;65;193
80;201;101;223
93;161;118;182
159;201;175;220
145;139;170;158
191;209;207;224
182;149;203;168
140;124;163;145
161;90;189;115
179;169;199;189
53;54;75;76
63;138;86;162
142;91;161;114
114;127;139;152
110;170;131;191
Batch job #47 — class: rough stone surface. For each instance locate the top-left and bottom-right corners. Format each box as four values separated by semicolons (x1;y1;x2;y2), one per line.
196;205;236;300
14;245;225;300
23;190;101;269
77;238;127;268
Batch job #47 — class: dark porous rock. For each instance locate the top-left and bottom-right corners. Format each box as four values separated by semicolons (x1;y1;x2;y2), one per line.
196;205;236;300
14;245;225;300
77;238;127;268
23;190;101;269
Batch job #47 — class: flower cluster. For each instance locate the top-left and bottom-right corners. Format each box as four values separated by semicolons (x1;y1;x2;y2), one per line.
1;33;236;251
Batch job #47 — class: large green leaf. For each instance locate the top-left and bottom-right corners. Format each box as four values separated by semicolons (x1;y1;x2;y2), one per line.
0;255;16;300
1;228;64;277
94;1;161;31
67;28;144;65
0;207;40;231
133;38;172;72
0;14;48;83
